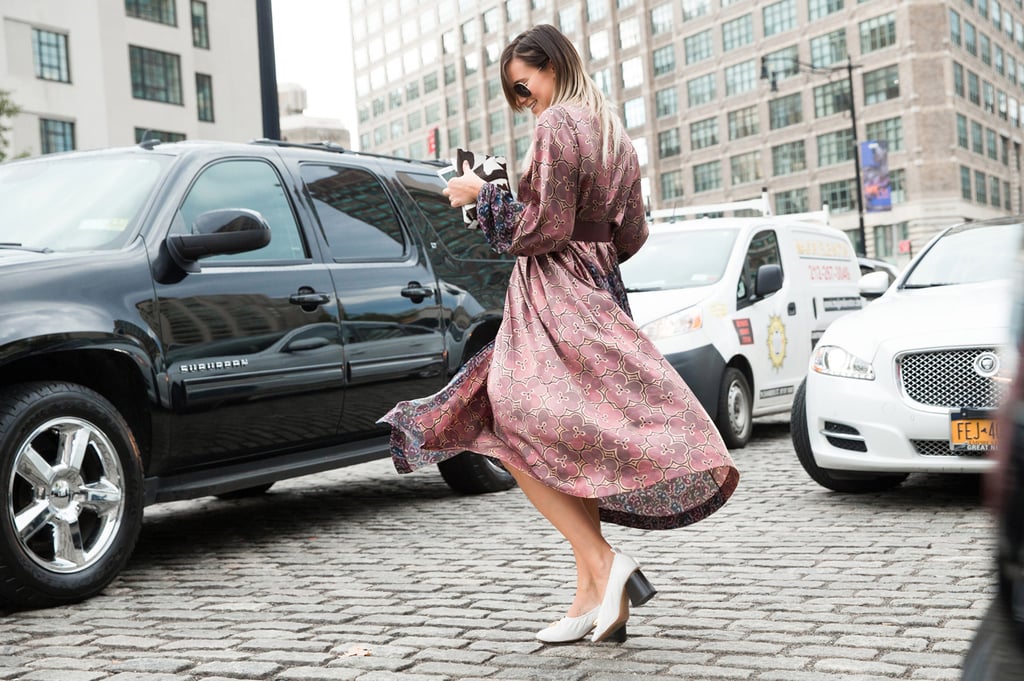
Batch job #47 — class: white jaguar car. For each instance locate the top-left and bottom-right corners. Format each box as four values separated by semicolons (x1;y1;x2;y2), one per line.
791;217;1023;492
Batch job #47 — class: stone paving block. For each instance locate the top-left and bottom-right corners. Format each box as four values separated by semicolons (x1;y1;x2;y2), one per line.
104;657;194;673
408;660;499;676
277;667;363;680
104;674;192;681
190;660;281;677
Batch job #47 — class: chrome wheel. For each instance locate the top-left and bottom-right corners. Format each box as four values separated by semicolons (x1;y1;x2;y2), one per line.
9;416;125;574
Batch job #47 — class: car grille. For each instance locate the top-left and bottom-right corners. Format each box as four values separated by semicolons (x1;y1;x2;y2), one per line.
898;347;1006;408
912;439;989;458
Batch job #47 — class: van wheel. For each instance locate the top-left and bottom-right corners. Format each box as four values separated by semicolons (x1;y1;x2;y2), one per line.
438;452;515;494
715;368;752;449
0;382;143;609
791;380;907;492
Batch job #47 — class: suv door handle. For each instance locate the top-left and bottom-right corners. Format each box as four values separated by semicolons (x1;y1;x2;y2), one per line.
401;282;435;302
289;289;331;310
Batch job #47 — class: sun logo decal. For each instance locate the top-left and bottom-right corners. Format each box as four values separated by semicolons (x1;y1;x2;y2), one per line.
767;315;787;369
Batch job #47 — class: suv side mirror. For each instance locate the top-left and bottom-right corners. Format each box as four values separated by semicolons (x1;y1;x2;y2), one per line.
859;270;891;299
166;208;271;273
755;263;783;298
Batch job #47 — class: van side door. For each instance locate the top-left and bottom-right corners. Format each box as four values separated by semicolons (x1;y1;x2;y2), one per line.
735;228;808;411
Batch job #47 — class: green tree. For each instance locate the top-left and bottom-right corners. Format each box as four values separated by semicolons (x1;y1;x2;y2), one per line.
0;89;21;163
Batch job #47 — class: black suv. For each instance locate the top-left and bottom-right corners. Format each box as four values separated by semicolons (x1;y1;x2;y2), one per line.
0;140;514;608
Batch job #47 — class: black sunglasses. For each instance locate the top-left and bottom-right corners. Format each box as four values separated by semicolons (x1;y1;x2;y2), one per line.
513;64;546;99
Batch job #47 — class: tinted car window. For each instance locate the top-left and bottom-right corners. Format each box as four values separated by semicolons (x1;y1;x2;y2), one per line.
175;159;307;262
301;164;407;261
737;229;781;305
398;171;509;261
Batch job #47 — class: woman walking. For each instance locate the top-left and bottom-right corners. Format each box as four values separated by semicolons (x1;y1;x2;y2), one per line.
380;24;738;644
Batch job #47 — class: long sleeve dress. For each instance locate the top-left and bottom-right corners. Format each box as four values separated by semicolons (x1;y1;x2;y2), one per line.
379;104;738;530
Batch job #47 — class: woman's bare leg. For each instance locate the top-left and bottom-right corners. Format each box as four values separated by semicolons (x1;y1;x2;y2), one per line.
505;465;613;617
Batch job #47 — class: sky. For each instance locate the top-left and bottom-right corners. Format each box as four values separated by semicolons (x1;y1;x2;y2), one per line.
271;0;357;133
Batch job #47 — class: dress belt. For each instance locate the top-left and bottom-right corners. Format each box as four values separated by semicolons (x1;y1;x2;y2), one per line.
572;220;614;242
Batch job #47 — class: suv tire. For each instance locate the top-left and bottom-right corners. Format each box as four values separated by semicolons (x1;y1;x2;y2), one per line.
0;382;143;608
438;452;515;494
791;380;907;493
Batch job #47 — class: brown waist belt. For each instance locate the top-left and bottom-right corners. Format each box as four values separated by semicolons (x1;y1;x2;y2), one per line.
572;221;614;242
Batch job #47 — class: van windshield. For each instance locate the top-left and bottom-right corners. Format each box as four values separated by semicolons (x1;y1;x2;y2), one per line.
621;227;738;292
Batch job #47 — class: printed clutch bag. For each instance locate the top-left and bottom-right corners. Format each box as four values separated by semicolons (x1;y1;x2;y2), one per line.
454;148;510;229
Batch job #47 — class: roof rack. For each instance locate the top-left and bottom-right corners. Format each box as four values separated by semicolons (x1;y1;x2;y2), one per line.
648;188;831;225
250;138;447;167
649;189;772;222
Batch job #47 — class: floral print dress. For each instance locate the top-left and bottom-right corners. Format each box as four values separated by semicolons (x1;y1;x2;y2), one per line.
379;104;738;530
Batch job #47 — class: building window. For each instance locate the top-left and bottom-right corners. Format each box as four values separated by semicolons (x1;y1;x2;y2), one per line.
971;120;984;153
461;18;478;44
950;9;962;45
814;80;851;118
196;73;214;122
965;20;977;55
987;127;999;159
590;31;610;60
486;111;503;135
817;129;854;166
587;0;608;22
32;29;70;83
725;60;757;96
772;140;806;175
863;65;899;104
689;117;718;149
728;105;759;139
391;119;405;140
651;3;673;34
655;87;678;116
873;221;909;257
424;72;439;93
40;119;74;154
621;57;644;88
953;62;965;97
866;117;903;151
693;161;722;192
448;127;461;148
619;17;641;49
558;7;578;34
821;178;856;212
960;165;972;200
593;68;613;95
975;170;987;203
659;128;682;157
730;150;762;185
682;0;710;21
444;64;457;86
191;1;209;48
623;97;646;128
981;33;992;65
722;14;753;51
769;93;802;129
991;175;1002;207
860;12;896;53
652;45;676;77
467;118;481;142
660;169;685;201
763;0;797;37
968;70;980;104
810;29;846;68
687;73;716;107
125;0;176;25
809;0;843;21
134;127;185;143
684;30;714;64
129;46;183;104
775;188;808;214
762;45;799;86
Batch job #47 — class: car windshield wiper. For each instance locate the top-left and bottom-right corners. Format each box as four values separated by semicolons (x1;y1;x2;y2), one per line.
0;242;53;254
902;282;957;289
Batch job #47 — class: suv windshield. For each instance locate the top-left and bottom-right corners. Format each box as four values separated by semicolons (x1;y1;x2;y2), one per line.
0;153;171;252
903;222;1023;289
621;227;738;292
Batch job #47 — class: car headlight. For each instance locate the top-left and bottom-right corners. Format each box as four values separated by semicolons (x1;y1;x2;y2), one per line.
641;306;702;341
812;344;875;380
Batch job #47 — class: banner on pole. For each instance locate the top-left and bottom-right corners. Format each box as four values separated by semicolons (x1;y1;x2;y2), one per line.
860;140;891;212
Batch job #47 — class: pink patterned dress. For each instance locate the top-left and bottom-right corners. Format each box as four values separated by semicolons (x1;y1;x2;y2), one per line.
380;104;738;530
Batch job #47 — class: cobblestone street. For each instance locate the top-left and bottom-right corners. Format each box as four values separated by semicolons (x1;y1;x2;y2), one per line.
0;418;995;680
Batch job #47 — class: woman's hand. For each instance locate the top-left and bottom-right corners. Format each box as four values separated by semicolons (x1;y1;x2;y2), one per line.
442;161;486;208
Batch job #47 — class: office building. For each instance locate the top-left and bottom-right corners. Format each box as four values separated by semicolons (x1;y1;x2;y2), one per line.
349;0;1024;259
0;0;262;157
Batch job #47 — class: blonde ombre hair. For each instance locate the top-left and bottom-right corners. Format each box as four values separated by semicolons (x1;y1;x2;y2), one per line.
499;24;624;164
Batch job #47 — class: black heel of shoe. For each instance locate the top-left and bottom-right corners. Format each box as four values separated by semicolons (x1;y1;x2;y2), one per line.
608;624;627;642
625;570;657;606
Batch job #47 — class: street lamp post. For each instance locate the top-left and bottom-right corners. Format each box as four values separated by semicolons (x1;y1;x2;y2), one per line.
761;55;867;256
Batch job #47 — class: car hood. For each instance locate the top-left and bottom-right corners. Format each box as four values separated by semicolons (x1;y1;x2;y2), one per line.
821;279;1015;360
626;286;717;326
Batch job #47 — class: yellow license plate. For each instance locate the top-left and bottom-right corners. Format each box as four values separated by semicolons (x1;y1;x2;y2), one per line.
950;411;998;451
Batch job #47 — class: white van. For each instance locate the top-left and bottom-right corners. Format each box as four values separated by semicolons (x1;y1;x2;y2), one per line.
620;194;863;448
